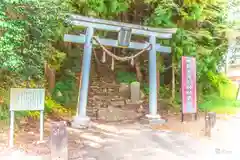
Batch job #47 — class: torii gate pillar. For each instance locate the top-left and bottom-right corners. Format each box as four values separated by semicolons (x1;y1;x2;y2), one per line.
71;27;94;128
64;15;177;128
147;35;159;119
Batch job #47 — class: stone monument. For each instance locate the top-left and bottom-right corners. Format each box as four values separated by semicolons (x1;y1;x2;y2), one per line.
130;81;140;103
50;121;68;160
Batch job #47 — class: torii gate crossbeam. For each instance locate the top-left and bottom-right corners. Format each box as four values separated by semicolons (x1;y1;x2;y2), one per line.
64;14;177;127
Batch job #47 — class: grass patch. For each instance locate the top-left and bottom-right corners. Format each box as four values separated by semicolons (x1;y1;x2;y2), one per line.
208;107;240;114
198;81;240;115
199;96;240;114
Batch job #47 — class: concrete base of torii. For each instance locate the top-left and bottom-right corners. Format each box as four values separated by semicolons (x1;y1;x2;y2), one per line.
71;115;91;129
140;114;166;125
70;114;166;128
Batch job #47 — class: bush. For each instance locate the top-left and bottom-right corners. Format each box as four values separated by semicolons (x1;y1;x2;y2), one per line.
116;71;137;84
199;94;240;114
45;96;68;114
0;88;10;120
219;82;238;100
52;77;78;107
199;80;240;114
196;72;240;114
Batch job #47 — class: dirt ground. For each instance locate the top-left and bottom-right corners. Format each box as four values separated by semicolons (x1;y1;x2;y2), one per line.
0;111;209;147
151;113;206;138
0;115;204;155
0;109;238;160
0;100;233;152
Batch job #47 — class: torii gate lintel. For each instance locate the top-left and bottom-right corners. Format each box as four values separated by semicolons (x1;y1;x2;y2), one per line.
64;15;177;128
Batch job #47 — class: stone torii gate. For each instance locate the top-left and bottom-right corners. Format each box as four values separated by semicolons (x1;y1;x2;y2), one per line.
64;14;177;128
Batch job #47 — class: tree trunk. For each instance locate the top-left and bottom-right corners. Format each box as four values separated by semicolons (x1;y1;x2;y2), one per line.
171;52;175;102
44;63;55;93
171;64;175;101
156;55;161;97
135;58;143;82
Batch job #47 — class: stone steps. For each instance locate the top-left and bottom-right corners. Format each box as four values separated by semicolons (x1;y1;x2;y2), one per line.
86;79;144;121
87;79;129;119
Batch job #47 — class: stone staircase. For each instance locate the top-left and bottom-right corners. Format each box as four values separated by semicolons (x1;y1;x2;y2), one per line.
86;76;144;122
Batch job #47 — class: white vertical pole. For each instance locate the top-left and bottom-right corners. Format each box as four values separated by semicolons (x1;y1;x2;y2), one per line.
9;111;15;147
78;27;94;116
148;35;158;116
40;110;44;141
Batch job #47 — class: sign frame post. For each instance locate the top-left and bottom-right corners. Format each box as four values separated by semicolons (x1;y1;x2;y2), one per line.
9;88;45;147
181;56;197;122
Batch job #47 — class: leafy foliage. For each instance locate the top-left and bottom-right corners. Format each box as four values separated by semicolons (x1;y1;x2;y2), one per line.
0;0;66;82
65;0;129;18
52;76;78;106
0;0;238;116
146;0;231;97
116;71;137;84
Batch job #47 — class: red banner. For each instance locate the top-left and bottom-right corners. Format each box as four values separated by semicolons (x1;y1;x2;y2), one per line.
181;56;197;114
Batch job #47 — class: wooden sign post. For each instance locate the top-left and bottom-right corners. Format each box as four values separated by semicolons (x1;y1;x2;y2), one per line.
181;56;197;122
9;88;45;147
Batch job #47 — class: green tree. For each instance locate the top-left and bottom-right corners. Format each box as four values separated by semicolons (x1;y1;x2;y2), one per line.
145;0;231;102
1;0;237;112
0;0;66;85
65;0;129;18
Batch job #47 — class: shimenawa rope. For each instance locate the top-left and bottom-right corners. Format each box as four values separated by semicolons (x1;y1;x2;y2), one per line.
92;36;152;62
